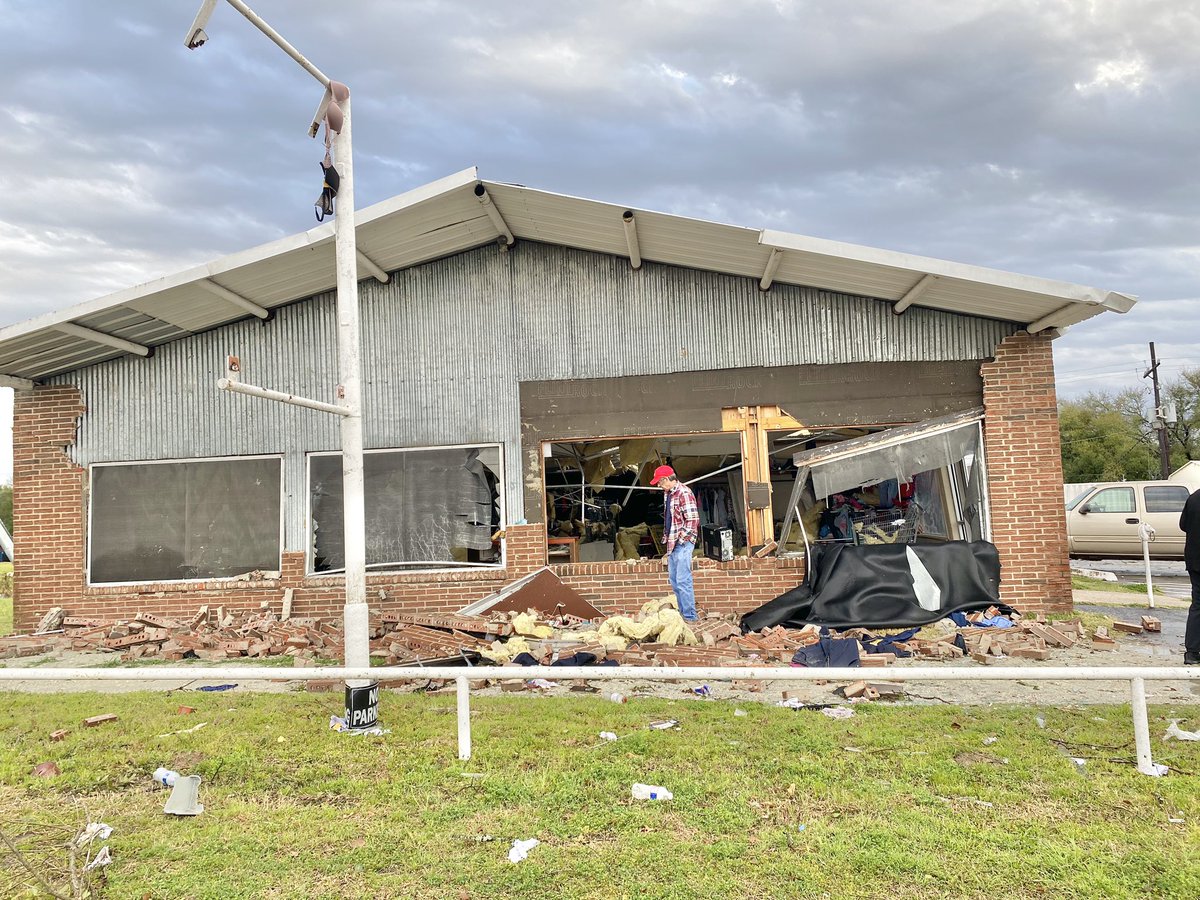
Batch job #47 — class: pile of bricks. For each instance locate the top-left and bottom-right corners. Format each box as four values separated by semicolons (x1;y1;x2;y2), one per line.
0;607;509;664
0;603;1135;669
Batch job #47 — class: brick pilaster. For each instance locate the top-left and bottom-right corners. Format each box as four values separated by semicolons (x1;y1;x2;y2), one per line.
12;385;88;632
980;332;1071;612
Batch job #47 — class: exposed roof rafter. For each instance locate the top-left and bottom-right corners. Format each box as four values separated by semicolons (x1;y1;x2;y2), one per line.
893;273;937;315
52;322;150;358
355;250;390;283
622;210;642;270
759;247;783;291
474;183;514;246
196;279;270;320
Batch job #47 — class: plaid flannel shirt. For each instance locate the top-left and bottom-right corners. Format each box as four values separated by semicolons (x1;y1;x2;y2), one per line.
664;481;700;552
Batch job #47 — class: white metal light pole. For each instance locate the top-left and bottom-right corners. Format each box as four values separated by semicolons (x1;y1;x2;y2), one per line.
184;1;372;716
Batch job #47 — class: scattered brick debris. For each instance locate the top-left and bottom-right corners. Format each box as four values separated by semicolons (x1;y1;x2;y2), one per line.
1111;621;1144;635
0;598;1133;676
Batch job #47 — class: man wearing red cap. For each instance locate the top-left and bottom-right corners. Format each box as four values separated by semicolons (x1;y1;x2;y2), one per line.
651;464;700;622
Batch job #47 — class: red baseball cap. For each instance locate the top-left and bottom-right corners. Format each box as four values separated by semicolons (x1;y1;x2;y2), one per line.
650;465;676;485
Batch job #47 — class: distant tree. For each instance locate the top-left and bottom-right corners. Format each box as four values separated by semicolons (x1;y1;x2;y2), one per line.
1059;396;1157;483
1164;367;1200;462
0;484;10;535
1059;367;1200;481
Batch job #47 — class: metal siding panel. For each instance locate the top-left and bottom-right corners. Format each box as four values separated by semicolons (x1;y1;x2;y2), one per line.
54;241;1015;551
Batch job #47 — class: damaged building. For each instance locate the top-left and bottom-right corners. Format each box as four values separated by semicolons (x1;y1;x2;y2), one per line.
0;168;1134;632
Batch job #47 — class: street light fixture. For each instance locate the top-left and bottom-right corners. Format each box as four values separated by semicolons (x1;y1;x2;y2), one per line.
183;0;374;726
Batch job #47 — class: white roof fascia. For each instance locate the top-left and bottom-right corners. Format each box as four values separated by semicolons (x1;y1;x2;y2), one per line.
759;229;1138;315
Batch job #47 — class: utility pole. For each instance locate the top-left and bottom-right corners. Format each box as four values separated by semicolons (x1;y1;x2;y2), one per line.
1143;341;1172;479
184;0;376;729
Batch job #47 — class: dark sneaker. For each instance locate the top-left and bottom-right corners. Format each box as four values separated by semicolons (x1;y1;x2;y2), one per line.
1185;652;1200;666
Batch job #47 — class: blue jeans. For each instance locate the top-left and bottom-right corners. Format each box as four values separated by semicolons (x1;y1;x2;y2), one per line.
668;542;698;621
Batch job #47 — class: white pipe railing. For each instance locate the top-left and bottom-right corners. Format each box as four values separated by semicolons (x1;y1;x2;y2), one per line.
2;665;1195;773
1139;522;1157;609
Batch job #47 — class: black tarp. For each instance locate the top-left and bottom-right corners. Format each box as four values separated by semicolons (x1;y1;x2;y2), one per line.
741;540;1003;631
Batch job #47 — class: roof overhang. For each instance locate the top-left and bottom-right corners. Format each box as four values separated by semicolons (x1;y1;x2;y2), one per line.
0;167;1137;382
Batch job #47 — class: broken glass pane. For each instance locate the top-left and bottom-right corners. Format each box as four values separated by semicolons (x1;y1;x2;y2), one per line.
310;446;502;572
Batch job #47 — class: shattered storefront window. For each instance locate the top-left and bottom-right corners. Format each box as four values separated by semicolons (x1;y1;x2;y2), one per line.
779;409;989;552
309;445;502;572
88;456;282;584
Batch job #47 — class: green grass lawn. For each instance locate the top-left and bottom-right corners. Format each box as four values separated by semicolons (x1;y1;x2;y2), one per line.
1072;573;1162;595
0;561;11;636
1;691;1198;899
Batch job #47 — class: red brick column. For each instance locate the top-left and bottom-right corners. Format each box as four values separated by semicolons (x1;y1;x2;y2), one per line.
503;522;547;579
12;385;88;632
980;332;1071;613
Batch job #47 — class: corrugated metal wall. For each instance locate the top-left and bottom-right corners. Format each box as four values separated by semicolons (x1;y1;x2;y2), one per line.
53;241;1017;550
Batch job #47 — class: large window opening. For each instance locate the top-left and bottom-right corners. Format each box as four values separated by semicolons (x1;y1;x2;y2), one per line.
543;434;743;562
776;409;989;556
540;410;988;565
308;444;503;573
88;456;283;585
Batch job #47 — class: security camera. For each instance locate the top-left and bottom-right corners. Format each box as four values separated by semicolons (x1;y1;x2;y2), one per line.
184;0;218;50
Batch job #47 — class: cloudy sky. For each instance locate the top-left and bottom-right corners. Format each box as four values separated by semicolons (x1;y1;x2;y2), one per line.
1;0;1198;483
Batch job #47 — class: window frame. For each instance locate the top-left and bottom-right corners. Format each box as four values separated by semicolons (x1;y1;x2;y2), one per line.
305;442;506;576
1085;486;1136;514
1143;484;1189;514
86;453;285;587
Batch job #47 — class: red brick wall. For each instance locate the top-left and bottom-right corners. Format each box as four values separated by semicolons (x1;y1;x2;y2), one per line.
556;556;805;617
15;341;1070;628
12;386;87;633
980;332;1072;613
10;388;802;629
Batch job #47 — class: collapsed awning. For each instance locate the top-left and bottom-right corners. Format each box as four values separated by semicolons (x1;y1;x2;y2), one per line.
792;407;983;499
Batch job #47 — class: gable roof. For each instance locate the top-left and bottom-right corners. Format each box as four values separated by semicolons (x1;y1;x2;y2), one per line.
0;166;1136;383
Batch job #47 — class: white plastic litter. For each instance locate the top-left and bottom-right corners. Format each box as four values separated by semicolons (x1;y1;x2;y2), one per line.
734;709;748;717
820;706;855;720
1036;716;1046;729
599;732;618;742
153;767;180;788
527;679;555;690
74;823;113;848
1165;720;1200;742
1144;763;1170;777
631;783;673;801
83;845;112;872
1070;757;1087;770
609;692;627;704
329;715;389;736
648;719;679;730
982;736;998;746
508;837;540;863
776;697;805;709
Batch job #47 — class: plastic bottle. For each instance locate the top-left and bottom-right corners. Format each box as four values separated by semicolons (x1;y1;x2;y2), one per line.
631;783;673;801
153;767;180;788
609;692;627;704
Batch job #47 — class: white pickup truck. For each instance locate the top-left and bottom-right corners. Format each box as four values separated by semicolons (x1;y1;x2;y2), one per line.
1066;477;1197;560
